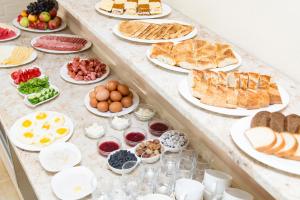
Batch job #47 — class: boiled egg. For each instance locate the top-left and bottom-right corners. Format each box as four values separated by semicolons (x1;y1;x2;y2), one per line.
35;133;54;147
54;127;69;138
49;115;65;127
35;112;48;121
20;119;34;129
17;131;36;145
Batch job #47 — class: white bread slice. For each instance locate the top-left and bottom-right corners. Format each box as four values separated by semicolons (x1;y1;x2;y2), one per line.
288;134;300;161
274;132;298;157
264;132;285;154
245;127;276;152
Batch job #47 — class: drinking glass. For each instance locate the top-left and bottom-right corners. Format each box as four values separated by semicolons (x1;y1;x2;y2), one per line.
154;168;176;196
160;151;180;176
139;164;157;195
91;176;114;200
122;161;141;199
177;149;197;179
193;160;210;182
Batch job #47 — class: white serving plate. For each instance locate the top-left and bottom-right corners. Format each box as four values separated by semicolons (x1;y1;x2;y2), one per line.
95;2;171;19
146;48;242;73
12;18;67;33
10;66;44;87
107;149;140;174
0;45;37;68
9;111;74;152
178;79;289;117
31;34;92;54
84;89;140;117
230;116;300;175
113;19;198;44
24;85;60;108
60;62;110;85
0;23;21;42
39;142;81;172
51;166;96;200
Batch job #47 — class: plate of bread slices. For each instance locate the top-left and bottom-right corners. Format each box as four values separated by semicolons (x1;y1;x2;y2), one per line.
178;69;289;116
231;111;300;175
147;39;242;73
113;19;197;43
95;0;171;19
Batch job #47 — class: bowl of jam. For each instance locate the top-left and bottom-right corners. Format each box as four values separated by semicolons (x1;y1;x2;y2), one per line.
98;136;121;156
148;119;170;137
124;127;147;147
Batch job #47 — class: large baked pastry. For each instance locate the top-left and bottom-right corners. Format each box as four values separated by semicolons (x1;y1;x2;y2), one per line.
189;69;282;109
150;39;238;70
118;20;194;40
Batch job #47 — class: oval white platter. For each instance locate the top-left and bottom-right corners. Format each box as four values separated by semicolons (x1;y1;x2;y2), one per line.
0;45;37;68
146;48;242;73
10;66;44;87
51;166;96;200
84;89;139;117
178;79;289;116
231;116;300;175
9;111;74;152
31;34;92;54
23;85;60;108
39;142;81;173
12;18;67;33
0;23;21;42
95;2;171;19
60;62;110;85
113;19;198;44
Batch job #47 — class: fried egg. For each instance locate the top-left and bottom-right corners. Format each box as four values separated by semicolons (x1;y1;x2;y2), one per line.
35;133;54;147
49;115;65;127
17;131;36;145
20;118;34;129
54;127;69;139
35;112;48;121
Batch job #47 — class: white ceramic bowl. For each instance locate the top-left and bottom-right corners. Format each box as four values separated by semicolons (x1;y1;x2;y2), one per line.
107;149;139;174
134;139;163;164
159;130;189;153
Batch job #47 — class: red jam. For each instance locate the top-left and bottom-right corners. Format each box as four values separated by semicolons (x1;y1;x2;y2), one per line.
125;132;145;146
98;141;120;156
149;122;169;136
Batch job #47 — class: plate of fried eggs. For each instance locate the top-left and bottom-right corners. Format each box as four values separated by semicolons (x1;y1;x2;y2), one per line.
9;111;74;151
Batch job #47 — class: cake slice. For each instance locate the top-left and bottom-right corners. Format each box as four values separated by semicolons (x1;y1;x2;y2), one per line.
245;127;276;152
264;132;285;154
99;0;114;12
124;0;138;15
137;4;150;15
274;132;298;157
149;0;162;15
112;3;125;15
268;83;282;105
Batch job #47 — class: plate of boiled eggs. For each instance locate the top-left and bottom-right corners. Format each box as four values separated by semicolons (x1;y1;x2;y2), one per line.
9;111;74;151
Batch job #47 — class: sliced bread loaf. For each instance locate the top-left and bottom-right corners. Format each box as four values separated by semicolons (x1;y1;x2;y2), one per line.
288;134;300;161
264;132;285;154
245;127;276;152
274;132;298;157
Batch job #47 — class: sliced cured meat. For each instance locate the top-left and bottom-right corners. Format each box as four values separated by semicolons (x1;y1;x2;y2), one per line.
38;35;87;45
0;27;16;40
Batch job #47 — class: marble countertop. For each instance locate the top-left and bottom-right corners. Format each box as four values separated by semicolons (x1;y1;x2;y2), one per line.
0;1;299;200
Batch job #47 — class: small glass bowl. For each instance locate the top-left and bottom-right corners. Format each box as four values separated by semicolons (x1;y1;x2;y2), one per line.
109;114;131;131
124;127;147;147
97;136;121;157
134;104;156;121
84;122;106;139
148;118;171;137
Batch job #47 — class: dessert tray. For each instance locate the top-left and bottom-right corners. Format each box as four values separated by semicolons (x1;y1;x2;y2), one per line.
31;34;92;54
0;23;21;42
95;1;171;19
178;76;289;116
231;116;300;175
9;111;74;151
12;18;67;33
113;19;197;44
0;45;37;68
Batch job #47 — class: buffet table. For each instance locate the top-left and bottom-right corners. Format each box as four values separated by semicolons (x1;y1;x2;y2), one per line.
1;0;300;200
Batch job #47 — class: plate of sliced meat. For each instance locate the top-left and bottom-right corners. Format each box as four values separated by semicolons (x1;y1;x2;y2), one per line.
178;69;289;116
0;23;20;42
60;57;110;84
31;34;92;54
231;112;300;175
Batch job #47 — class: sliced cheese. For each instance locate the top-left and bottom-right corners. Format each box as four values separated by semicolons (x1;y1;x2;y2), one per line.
245;127;276;152
264;132;285;154
288;134;300;161
274;132;298;157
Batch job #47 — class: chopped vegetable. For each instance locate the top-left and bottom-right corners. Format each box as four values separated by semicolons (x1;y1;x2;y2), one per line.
18;76;49;94
27;87;59;105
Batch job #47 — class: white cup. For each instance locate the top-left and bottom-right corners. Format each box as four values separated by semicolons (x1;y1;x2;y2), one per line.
202;169;232;198
222;188;253;200
175;178;205;200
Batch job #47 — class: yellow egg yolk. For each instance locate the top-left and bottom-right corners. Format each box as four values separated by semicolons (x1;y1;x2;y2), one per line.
36;113;47;120
23;132;34;138
42;123;51;130
40;137;51;144
54;117;61;123
22;120;32;128
56;128;68;135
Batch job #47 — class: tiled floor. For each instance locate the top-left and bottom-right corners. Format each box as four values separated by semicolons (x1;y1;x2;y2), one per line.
0;158;20;200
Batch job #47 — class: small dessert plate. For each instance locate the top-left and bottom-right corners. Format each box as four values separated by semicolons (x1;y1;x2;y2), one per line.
51;166;96;200
39;142;81;172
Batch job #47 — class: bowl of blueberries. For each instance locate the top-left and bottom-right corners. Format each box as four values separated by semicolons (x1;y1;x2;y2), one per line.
107;149;139;174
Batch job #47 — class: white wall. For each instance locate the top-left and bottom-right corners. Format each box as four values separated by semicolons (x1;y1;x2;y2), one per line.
165;0;300;82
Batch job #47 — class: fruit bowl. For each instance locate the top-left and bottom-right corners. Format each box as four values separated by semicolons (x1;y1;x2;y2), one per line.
107;149;139;174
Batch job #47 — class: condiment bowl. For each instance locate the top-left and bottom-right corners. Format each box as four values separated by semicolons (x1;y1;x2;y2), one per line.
148;118;171;137
134;139;164;164
134;103;156;121
106;149;139;174
159;130;189;153
124;127;147;147
109;114;131;131
97;136;121;156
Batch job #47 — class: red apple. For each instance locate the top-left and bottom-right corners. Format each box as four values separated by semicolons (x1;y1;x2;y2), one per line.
36;21;48;30
17;15;23;22
49;8;57;18
48;16;62;30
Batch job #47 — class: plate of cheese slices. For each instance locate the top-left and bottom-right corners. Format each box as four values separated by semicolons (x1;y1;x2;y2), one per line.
95;0;171;19
0;45;37;68
147;39;242;73
179;69;289;116
113;19;197;44
231;111;300;175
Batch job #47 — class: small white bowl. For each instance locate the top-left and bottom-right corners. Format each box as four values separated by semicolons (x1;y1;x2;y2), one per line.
159;130;189;153
134;104;156;121
109;114;131;131
107;149;139;174
134;139;163;164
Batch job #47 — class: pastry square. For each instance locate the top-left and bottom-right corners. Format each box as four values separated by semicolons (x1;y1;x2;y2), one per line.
99;0;114;12
138;4;150;15
112;3;125;15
